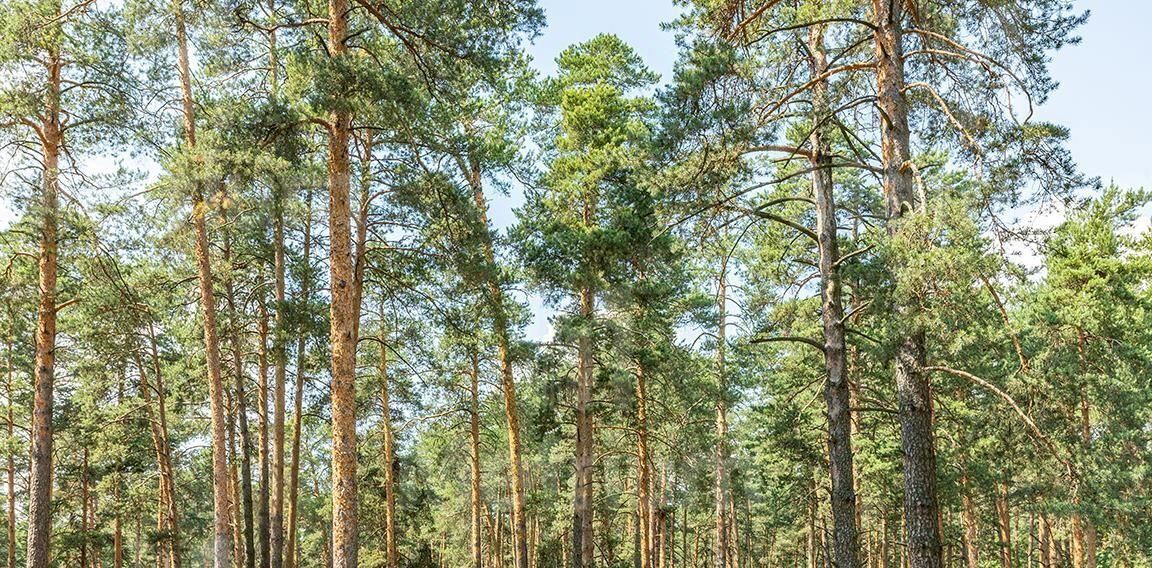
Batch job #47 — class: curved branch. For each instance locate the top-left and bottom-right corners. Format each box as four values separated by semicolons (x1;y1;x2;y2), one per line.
758;62;876;123
725;0;785;40
734;206;818;243
747;17;879;44
751;335;825;353
903;81;981;154
924;365;1075;478
905;27;1035;121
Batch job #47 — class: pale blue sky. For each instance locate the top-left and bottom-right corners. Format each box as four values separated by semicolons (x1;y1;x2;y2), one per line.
525;0;1152;193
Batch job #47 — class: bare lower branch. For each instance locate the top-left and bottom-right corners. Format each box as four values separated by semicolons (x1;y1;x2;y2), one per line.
924;365;1074;478
751;335;825;353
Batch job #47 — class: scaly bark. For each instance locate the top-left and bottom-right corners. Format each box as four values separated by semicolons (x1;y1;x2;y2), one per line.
871;2;943;566
326;1;359;565
574;283;596;568
808;23;859;568
26;5;63;567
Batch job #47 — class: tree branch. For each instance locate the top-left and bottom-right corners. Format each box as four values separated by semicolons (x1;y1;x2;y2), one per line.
751;335;825;353
924;365;1074;478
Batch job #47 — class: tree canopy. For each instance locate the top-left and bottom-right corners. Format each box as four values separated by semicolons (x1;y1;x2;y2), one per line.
1;1;1148;568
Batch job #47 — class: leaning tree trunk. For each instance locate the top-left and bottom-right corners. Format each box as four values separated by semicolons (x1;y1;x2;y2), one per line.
26;7;63;567
462;156;530;568
135;318;182;568
809;22;859;568
326;1;359;565
174;0;232;564
871;2;943;567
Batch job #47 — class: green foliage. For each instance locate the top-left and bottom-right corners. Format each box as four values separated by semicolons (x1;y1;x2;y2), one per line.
3;1;1151;567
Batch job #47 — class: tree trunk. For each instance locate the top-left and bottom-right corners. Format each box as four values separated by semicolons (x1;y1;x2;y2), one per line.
871;2;942;567
1039;516;1052;568
636;362;652;568
808;23;859;568
571;282;599;566
462;156;529;568
807;478;818;568
257;8;278;566
879;514;889;568
377;329;398;568
134;515;141;568
80;447;90;568
222;211;256;568
996;482;1011;568
258;305;271;568
173;0;232;565
729;498;740;568
114;481;123;568
574;284;596;568
1073;330;1095;568
26;7;63;566
227;388;245;566
326;1;359;565
5;313;16;568
960;470;978;568
270;183;288;568
284;190;312;568
714;266;730;568
469;353;484;568
138;320;181;568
